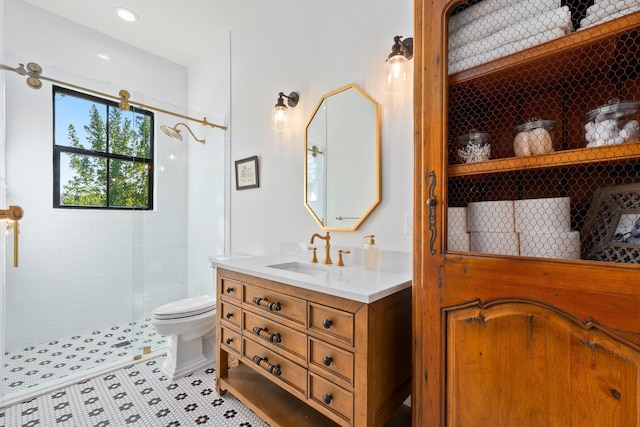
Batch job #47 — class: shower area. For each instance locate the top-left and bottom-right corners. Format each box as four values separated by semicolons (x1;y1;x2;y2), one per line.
0;0;230;406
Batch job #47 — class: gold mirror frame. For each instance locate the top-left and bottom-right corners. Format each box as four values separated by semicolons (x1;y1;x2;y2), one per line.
304;83;381;231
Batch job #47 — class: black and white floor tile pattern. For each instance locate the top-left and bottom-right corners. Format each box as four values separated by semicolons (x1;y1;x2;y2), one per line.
3;319;166;396
1;356;270;427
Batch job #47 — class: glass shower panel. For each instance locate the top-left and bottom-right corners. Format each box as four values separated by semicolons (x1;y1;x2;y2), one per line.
0;54;144;402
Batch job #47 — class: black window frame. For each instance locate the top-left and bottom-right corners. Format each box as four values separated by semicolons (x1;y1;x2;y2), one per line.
53;85;154;210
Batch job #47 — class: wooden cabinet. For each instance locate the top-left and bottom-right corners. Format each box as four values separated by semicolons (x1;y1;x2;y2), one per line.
215;268;411;427
414;1;640;426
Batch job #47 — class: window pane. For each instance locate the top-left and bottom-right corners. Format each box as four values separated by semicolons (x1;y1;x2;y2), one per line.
108;159;150;209
107;108;152;158
54;91;107;152
58;152;107;206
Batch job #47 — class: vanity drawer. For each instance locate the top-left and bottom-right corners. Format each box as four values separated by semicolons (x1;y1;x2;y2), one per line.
308;303;354;346
220;300;242;330
243;310;307;364
243;283;306;327
309;371;353;425
220;277;242;304
242;337;307;398
220;326;241;355
309;337;354;387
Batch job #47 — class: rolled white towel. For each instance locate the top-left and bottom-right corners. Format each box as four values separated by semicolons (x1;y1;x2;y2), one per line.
449;27;566;75
450;7;571;64
581;3;640;28
449;0;560;48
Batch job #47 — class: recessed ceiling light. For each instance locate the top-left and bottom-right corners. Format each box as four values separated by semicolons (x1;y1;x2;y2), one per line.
94;52;111;61
115;7;138;22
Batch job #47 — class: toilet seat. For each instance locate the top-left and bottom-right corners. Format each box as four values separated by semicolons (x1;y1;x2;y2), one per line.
152;295;216;320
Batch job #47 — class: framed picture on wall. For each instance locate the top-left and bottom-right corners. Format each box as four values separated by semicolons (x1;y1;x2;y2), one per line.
235;155;260;190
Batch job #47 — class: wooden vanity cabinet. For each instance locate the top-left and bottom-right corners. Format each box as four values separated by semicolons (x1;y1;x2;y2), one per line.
215;268;411;427
414;2;640;426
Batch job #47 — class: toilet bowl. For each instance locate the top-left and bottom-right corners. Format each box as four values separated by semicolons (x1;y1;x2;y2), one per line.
151;295;217;381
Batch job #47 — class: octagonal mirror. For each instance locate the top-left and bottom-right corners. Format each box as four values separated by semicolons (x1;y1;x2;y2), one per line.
305;83;381;231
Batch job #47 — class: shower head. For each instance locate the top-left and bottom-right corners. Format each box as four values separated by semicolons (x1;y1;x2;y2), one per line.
160;124;183;141
160;122;205;144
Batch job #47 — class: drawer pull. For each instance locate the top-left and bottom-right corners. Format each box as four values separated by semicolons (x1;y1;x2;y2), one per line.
323;393;333;404
252;297;282;311
226;286;234;294
252;355;281;376
225;312;233;319
225;338;233;345
253;326;282;343
323;355;333;366
323;318;333;329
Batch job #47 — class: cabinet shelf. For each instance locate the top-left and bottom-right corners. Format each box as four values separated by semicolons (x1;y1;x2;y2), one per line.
449;11;640;92
448;141;640;177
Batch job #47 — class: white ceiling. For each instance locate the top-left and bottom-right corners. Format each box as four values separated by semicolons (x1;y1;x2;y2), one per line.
22;0;263;66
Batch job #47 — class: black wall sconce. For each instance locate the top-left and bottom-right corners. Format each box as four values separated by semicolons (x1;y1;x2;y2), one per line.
272;91;299;131
385;35;413;93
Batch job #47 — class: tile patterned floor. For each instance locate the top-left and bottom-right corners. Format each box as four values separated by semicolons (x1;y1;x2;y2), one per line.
3;318;165;396
0;356;270;427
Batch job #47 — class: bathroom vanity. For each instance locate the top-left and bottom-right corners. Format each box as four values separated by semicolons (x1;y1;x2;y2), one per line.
211;255;412;427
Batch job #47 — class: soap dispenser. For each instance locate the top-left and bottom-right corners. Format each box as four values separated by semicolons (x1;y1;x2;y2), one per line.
363;235;380;270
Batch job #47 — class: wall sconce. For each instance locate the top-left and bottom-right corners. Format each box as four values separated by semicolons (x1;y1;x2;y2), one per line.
272;91;299;132
160;122;206;144
385;35;413;94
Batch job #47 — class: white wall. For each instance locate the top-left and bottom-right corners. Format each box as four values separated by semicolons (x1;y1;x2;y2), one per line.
228;0;414;257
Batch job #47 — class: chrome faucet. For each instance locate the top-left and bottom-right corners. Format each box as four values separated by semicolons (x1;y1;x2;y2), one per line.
310;231;332;264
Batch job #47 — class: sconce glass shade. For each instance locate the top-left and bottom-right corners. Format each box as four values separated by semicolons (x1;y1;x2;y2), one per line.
271;92;298;132
385;54;409;94
272;104;290;131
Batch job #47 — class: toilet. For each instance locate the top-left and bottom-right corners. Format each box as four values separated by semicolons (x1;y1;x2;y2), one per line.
151;295;217;381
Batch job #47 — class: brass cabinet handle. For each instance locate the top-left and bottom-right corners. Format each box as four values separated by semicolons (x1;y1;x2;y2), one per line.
252;355;281;376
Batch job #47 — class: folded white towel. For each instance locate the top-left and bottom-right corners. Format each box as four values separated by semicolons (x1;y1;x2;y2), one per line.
581;3;640;28
593;0;640;6
449;27;566;74
587;0;640;16
450;7;571;64
449;0;560;47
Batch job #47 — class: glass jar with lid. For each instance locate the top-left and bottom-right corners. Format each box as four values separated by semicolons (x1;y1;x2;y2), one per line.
513;119;556;157
457;130;490;163
584;100;640;148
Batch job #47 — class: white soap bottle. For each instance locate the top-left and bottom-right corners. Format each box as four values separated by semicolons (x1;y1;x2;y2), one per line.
363;235;380;270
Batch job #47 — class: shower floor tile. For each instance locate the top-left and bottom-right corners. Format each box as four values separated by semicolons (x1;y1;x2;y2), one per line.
0;356;270;427
3;318;166;396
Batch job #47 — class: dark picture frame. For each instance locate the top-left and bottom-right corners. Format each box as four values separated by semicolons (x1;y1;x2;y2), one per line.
235;155;260;190
581;183;640;264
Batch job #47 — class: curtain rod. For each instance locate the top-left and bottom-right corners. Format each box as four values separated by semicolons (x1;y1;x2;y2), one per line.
0;62;228;131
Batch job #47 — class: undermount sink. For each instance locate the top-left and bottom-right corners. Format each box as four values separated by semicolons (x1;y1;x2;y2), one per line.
267;261;328;276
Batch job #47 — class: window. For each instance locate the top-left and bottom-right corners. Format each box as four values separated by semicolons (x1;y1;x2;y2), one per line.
53;86;154;209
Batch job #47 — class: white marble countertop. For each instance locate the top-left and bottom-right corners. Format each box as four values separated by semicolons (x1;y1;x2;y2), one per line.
208;254;412;303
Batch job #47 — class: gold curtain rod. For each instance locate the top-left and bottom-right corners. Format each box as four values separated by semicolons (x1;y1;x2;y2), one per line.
0;62;227;131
